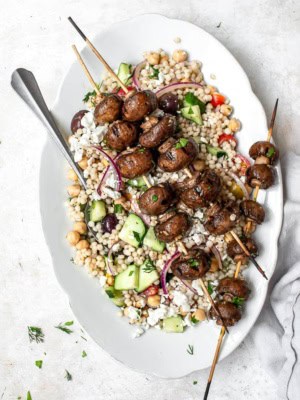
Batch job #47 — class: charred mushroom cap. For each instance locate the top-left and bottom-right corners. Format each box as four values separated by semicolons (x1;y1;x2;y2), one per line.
204;201;240;235
138;184;174;216
105;120;138;151
246;164;275;189
240;199;265;224
116;148;153;179
157;137;199;172
209;301;242;326
122;90;158;122
180;169;222;209
227;237;258;262
94;94;123;125
172;248;211;280
217;277;251;300
154;212;190;243
139;114;177;148
249;141;279;165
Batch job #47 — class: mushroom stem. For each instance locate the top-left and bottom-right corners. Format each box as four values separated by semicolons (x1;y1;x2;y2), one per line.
68;17;128;93
72;45;100;94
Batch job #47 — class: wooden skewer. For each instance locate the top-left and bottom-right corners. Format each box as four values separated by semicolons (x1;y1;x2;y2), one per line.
68;17;129;93
245;99;279;234
203;260;242;400
72;45;100;94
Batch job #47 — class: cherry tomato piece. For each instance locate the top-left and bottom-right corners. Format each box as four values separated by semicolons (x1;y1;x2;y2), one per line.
218;133;237;147
211;93;226;107
142;285;159;297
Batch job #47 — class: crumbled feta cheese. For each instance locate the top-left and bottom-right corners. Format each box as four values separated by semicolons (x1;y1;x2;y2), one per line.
102;186;121;200
99;276;107;287
147;305;168;326
184;315;193;327
191;280;204;296
172;291;190;312
157;72;165;84
127;306;140;321
132;327;145;338
81;111;95;129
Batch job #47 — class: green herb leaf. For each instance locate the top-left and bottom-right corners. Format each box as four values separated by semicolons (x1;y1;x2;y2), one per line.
188;258;198;268
64;321;74;326
28;326;44;344
152;194;158;202
65;370;72;381
129;270;134;276
106;290;115;299
187;344;194;355
149;67;159;79
35;360;43;369
83;90;96;103
175;138;188;149
266;147;275;158
191;316;199;324
27;391;32;400
55;322;73;335
138;147;146;153
82;351;87;358
232;297;245;307
207;281;213;295
193;380;198;385
216;150;228;159
184;92;206;114
114;204;123;214
142;259;156;273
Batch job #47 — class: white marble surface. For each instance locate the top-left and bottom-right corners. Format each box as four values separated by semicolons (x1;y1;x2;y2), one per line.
0;0;298;399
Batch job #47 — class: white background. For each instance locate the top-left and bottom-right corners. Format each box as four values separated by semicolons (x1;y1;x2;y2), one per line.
0;0;299;399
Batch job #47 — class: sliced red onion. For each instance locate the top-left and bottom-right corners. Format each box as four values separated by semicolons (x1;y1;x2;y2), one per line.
156;82;204;98
210;244;223;271
160;251;181;295
132;61;146;89
106;242;119;276
131;198;151;226
92;146;123;195
228;171;249;199
178;278;198;295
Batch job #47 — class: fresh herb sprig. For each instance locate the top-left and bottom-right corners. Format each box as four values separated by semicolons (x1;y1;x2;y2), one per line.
175;138;188;149
65;370;72;381
35;360;43;369
142;259;156;273
187;344;194;355
55;321;74;334
28;326;44;344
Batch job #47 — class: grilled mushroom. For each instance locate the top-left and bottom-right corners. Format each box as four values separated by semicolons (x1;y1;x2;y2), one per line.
249;141;279;165
105;120;138;151
246;164;275;189
155;212;190;242
158;137;199;172
210;301;241;326
240;200;265;224
218;277;251;301
171;247;210;280
94;94;123;124
122;90;158;121
227;236;258;263
116;148;153;179
139;114;177;148
138;184;174;216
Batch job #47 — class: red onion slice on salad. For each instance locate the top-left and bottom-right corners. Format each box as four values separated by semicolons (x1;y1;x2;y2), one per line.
210;244;223;271
156;82;204;98
160;251;181;295
132;61;146;89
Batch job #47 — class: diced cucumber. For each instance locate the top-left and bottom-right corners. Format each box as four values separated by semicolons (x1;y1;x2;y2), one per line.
143;227;165;253
89;200;107;222
181;105;203;126
114;264;138;291
126;176;147;188
105;287;125;307
117;63;132;85
119;214;146;248
206;144;228;159
183;92;206;114
162;316;184;333
136;259;159;292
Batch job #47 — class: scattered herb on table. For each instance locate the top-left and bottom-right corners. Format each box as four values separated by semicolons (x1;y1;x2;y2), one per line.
81;336;87;341
82;350;87;358
187;344;194;355
35;360;43;369
28;326;44;344
217;22;222;28
193;380;198;385
65;370;72;381
55;321;74;334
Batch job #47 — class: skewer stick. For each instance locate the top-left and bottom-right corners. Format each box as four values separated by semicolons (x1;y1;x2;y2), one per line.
245;99;278;234
72;45;100;94
203;260;242;400
68;17;128;93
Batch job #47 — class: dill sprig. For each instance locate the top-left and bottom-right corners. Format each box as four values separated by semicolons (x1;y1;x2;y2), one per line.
187;344;194;355
65;370;72;381
28;326;44;344
55;321;74;334
142;259;156;273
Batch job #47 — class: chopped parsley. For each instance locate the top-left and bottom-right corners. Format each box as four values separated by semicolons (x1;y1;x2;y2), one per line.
191;316;199;324
232;297;245;307
175;138;188;149
35;360;43;369
207;281;214;295
152;194;158;202
83;90;96;103
193;380;198;385
114;204;123;214
266;147;275;158
143;259;156;273
149;67;159;79
28;326;44;344
138;147;146;153
188;258;199;268
65;370;72;381
82;351;87;358
55;321;74;334
216;150;228;159
187;344;194;355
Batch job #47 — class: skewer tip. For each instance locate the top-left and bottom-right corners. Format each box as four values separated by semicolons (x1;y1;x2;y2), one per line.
68;16;87;41
203;381;211;400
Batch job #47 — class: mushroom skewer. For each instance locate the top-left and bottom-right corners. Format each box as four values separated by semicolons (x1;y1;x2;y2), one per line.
183;168;267;279
244;99;279;234
70;40;229;333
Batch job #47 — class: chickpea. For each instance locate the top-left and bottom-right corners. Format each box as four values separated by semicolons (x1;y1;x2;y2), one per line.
220;104;233;116
193;308;206;322
207;85;216;94
209;257;219;272
76;240;90;250
67;168;78;181
67;184;81;197
66;231;80;246
73;221;87;235
172;49;188;63
146;52;160;65
160;55;169;63
106;275;114;286
193;159;206;171
179;307;188;317
147;295;161;308
78;157;88;170
228;118;241;132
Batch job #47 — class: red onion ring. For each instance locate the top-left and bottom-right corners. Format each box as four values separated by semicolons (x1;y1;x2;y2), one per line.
132;61;146;89
178;278;198;295
156;82;204;98
160;251;181;295
210;244;223;271
92;146;123;195
227;171;249;199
